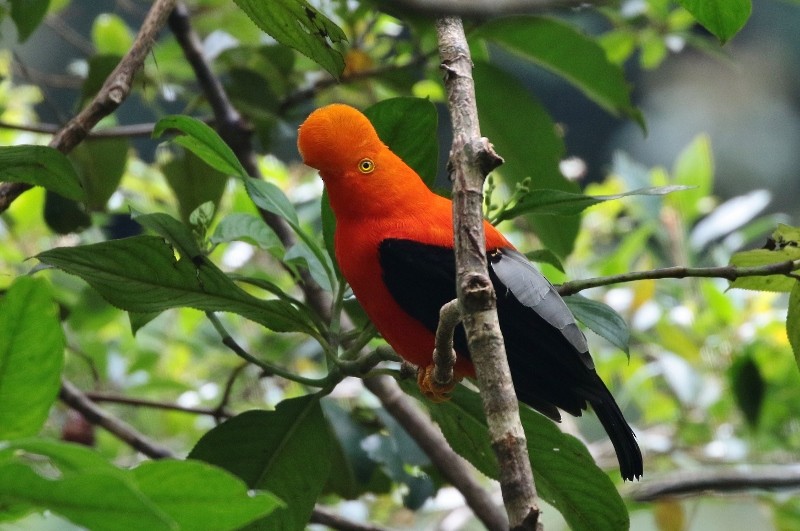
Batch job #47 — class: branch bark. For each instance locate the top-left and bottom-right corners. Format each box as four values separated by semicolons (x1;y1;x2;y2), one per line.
364;376;508;530
628;466;800;502
0;0;177;214
557;259;800;296
436;16;540;530
385;0;593;16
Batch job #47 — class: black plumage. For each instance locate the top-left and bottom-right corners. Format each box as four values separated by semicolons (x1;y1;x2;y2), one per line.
379;238;643;480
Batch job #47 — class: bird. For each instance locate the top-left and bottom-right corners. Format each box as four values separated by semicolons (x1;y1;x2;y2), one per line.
297;103;643;480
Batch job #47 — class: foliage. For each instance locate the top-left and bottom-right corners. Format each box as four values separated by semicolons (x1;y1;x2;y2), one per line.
0;1;798;530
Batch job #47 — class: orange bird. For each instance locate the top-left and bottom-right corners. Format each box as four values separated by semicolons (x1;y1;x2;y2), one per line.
297;103;643;480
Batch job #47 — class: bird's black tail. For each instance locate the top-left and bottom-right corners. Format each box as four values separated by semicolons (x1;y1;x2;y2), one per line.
590;384;643;481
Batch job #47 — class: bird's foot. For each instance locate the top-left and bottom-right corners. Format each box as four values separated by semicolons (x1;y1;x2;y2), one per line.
417;364;459;403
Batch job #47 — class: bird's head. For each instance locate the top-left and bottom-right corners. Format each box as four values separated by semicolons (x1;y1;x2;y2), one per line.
297;103;383;180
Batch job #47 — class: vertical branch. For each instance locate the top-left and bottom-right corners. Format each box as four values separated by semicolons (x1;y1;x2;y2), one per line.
435;16;541;530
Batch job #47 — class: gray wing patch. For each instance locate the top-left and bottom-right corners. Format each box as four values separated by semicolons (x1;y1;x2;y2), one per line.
490;248;594;369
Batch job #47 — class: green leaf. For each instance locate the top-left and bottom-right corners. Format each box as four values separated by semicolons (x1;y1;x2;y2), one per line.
730;226;800;292
10;0;50;42
284;241;333;292
0;145;86;201
246;180;336;289
131;210;203;258
161;149;229;224
364;97;439;188
232;0;346;78
37;235;315;335
0;277;64;439
153;115;248;179
667;135;713;223
495;185;692;221
565;295;630;356
788;283;800;372
70;138;129;210
43;190;91;234
0;463;176;531
677;0;752;43
245;180;299;226
190;395;333;531
91;14;133;56
131;460;282;530
211;213;283;251
473;61;579;258
729;354;765;427
474;16;642;126
404;383;628;531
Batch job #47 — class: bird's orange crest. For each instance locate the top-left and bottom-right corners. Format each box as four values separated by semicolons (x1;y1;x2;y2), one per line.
297;104;383;176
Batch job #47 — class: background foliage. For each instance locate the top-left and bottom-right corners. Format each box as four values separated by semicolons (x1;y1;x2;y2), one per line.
1;0;800;529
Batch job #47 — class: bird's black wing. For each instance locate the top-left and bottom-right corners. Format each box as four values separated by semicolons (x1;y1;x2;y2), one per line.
379;238;643;480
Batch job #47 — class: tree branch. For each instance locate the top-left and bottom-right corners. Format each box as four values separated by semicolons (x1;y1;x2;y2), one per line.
85;391;233;419
385;0;595;17
0;0;177;214
557;259;800;296
436;16;540;530
59;379;175;459
628;466;800;502
364;376;508;530
309;506;390;531
0;119;210;139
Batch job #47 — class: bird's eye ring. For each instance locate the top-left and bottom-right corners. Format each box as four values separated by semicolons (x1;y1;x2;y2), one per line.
358;158;375;174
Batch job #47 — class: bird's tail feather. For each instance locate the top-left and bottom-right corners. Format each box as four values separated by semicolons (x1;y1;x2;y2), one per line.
590;387;643;481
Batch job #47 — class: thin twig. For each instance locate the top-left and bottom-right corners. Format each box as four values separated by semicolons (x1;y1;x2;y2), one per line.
59;379;175;459
0;119;210;139
364;376;508;530
85;391;233;418
385;0;595;16
436;16;540;530
557;259;800;296
628;466;800;502
0;0;178;213
309;506;391;531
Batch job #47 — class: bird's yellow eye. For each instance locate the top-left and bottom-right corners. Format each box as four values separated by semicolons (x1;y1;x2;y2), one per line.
358;158;375;174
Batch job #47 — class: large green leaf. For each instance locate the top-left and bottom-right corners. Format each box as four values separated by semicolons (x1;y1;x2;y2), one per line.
0;440;279;531
161;149;229;224
37;235;315;335
0;463;175;531
131;460;282;530
404;383;629;531
565;295;630;356
232;0;346;78
495;185;692;222
10;0;50;42
677;0;752;43
364;97;439;188
190;395;333;531
70;138;129;211
0;145;85;201
474;16;641;125
211;213;283;252
473;61;578;258
729;224;800;292
153;115;248;179
0;277;64;439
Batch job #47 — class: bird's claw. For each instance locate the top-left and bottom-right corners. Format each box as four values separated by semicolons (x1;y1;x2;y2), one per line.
417;364;459;403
